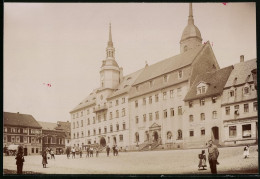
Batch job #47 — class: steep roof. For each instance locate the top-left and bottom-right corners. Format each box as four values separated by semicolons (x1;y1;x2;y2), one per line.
108;68;144;99
70;88;98;113
133;44;205;85
224;59;257;88
38;121;57;130
184;65;234;101
4;112;42;128
56;121;71;132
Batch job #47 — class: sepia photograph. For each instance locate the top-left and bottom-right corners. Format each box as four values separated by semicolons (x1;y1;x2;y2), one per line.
3;2;258;175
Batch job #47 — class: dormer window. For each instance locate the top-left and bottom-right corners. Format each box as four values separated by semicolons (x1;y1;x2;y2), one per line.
233;77;237;85
149;80;154;87
244;87;249;94
163;75;168;83
230;90;235;97
178;70;183;79
197;86;206;94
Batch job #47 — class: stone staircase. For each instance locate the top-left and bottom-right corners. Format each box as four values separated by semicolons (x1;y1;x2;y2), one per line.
140;141;160;151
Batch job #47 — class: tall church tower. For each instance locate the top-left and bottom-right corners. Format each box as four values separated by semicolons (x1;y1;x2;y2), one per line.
180;3;202;53
100;23;120;89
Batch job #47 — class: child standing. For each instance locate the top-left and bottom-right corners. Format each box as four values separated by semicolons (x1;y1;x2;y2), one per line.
198;150;207;170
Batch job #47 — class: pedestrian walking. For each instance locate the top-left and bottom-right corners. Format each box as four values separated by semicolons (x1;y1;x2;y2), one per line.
207;140;219;174
90;147;94;157
79;148;82;158
42;150;48;168
243;145;250;158
15;145;25;174
115;145;119;156
66;147;70;159
112;145;116;156
86;146;90;158
198;150;207;170
106;145;110;157
72;147;76;159
50;149;55;160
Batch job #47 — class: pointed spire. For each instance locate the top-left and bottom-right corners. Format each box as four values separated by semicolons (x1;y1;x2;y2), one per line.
188;3;194;25
107;23;113;47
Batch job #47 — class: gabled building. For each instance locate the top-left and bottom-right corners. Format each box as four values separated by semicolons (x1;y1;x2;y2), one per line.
3;112;42;155
221;57;258;146
69;3;257;150
38;121;66;154
55;121;71;148
183;66;233;148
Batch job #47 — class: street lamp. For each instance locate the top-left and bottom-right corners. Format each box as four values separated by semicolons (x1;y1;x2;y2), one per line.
251;68;257;90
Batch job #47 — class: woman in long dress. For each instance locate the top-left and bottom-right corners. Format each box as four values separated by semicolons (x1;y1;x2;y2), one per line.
42;150;48;168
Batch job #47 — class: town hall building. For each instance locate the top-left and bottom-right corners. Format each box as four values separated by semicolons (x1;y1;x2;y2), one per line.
70;3;257;150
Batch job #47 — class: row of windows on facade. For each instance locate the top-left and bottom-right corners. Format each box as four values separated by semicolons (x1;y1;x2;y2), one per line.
189;112;217;122
72;97;127;119
72;110;126;129
188;97;217;108
78;135;125;146
3;127;40;134
135;89;182;107
189;128;206;137
225;102;258;115
229;124;252;138
4;135;40;143
134;130;183;143
229;84;255;97
73;123;126;139
135;70;183;92
135;107;183;123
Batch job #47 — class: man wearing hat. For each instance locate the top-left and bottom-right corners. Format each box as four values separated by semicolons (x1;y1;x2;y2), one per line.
207;140;219;174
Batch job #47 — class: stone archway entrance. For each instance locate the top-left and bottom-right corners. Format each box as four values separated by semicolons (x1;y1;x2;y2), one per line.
153;131;159;142
100;137;106;147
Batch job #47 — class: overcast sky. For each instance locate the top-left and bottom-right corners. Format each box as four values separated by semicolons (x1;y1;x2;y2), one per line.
4;2;256;123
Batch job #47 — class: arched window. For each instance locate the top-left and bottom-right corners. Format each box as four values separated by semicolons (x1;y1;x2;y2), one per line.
200;113;205;120
135;132;139;142
177;130;182;140
167;131;172;140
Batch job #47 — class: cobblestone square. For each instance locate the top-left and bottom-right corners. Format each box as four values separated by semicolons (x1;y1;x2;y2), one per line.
3;145;258;174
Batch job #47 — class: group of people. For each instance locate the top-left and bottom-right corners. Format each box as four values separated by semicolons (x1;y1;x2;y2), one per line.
106;145;119;157
198;140;251;174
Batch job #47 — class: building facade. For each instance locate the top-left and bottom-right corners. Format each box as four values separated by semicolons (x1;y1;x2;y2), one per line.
56;121;71;148
3;112;42;155
183;66;233;148
70;3;257;150
38;121;66;154
221;58;258;146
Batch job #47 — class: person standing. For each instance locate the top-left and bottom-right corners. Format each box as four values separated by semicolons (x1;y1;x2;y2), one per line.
50;149;55;160
207;140;219;174
96;147;99;157
86;146;90;158
42;150;48;168
79;148;82;158
90;147;94;157
243;145;250;158
15;146;25;174
198;150;207;170
66;147;70;159
71;147;76;159
106;145;110;157
112;145;115;156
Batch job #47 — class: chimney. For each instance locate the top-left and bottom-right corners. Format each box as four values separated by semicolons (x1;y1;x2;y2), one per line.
119;67;123;83
240;55;244;62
